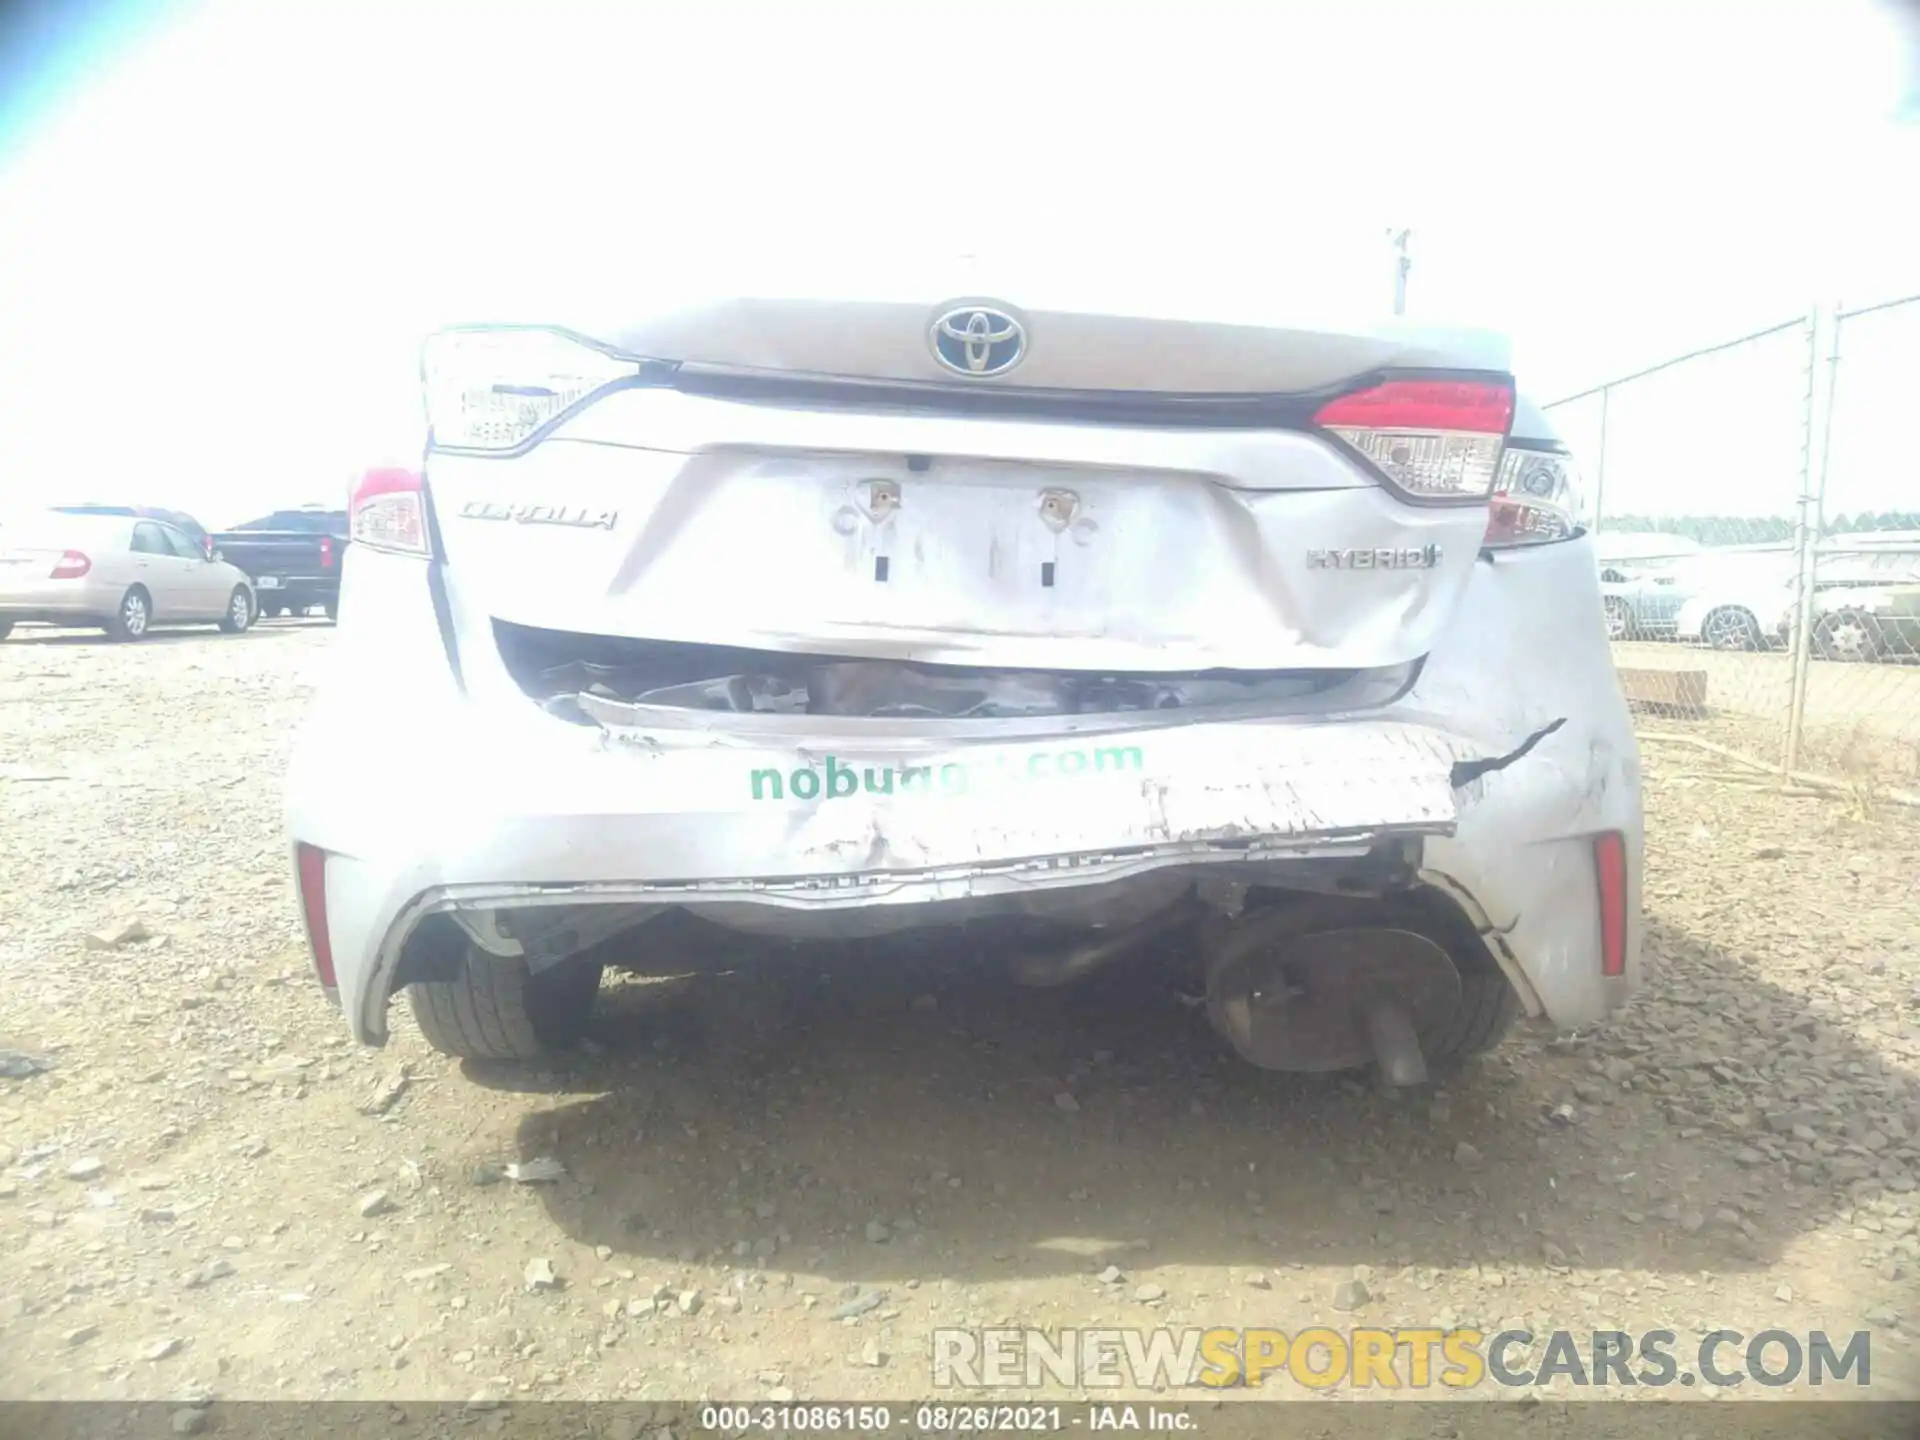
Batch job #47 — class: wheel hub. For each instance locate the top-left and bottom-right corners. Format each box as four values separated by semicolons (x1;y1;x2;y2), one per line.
1203;919;1462;1072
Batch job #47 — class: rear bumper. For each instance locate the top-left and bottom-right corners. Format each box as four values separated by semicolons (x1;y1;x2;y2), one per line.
0;575;119;618
253;578;338;606
288;536;1643;1045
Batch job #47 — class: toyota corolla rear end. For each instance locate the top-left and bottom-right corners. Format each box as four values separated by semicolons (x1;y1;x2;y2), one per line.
285;294;1642;1080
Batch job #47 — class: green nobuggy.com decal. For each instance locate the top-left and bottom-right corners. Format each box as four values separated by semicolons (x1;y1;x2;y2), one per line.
749;744;1146;804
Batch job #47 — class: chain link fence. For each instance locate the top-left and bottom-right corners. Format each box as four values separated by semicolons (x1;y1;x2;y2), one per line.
1544;296;1920;796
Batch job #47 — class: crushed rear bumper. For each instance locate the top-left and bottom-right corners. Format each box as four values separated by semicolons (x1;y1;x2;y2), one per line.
287;535;1643;1045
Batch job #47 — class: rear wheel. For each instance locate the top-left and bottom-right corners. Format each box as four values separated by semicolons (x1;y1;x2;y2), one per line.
104;587;151;641
323;599;338;622
1202;894;1520;1075
1702;605;1761;651
1419;960;1521;1063
217;587;253;634
407;946;604;1061
0;621;13;641
1813;610;1882;663
261;603;284;618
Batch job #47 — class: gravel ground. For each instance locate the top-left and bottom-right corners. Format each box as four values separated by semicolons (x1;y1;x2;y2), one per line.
2;624;1917;1409
1610;642;1920;785
1609;643;1920;740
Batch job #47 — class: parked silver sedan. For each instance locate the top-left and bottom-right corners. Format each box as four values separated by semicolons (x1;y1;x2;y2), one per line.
1599;560;1696;639
0;512;258;641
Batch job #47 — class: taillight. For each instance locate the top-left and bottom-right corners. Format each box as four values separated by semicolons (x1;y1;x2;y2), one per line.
349;468;430;557
294;843;337;989
50;550;91;579
1313;376;1515;503
422;325;647;453
1593;831;1628;978
1486;445;1585;547
319;535;335;568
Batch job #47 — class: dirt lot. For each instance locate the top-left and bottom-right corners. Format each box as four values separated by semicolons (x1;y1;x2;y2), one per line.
1611;641;1920;784
2;624;1918;1409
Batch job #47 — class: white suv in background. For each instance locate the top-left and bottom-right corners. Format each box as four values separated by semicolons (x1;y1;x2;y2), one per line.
287;294;1642;1086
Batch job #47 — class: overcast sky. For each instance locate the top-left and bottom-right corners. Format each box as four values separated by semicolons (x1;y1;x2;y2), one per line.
1;0;1915;527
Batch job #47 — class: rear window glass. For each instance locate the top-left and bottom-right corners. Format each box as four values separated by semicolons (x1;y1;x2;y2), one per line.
2;514;123;547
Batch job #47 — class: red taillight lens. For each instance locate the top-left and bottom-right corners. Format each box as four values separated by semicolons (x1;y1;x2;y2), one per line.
1312;378;1516;434
319;535;335;568
1593;831;1628;978
294;843;337;989
349;468;430;556
1313;376;1515;502
50;550;91;579
202;536;214;558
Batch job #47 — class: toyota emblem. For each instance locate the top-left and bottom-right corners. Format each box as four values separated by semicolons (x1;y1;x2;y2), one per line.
929;304;1027;378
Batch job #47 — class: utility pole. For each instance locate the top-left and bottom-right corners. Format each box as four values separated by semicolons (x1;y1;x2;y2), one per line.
1784;302;1842;778
1388;228;1411;316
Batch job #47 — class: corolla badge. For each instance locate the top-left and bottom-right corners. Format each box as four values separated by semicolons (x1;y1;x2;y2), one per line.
930;304;1027;378
460;500;617;529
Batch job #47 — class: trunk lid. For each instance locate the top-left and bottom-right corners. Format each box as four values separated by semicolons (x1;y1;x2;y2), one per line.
588;294;1506;396
425;299;1513;676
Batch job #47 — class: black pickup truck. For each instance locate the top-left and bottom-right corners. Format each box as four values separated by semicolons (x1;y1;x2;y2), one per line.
210;509;349;619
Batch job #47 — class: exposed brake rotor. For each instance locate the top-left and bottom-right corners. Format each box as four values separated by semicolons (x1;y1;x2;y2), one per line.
1203;916;1461;1073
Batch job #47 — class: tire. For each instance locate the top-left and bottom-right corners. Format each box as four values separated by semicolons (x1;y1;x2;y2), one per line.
104;587;152;642
408;947;604;1061
1813;610;1882;664
1601;597;1633;641
323;599;338;622
261;604;284;618
1419;962;1521;1063
1702;605;1762;652
217;586;254;634
0;620;13;641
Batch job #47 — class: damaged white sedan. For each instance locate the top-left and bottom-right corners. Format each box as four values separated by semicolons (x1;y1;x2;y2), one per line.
286;295;1641;1084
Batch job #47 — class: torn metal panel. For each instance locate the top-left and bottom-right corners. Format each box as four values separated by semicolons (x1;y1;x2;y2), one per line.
562;672;1422;745
567;714;1462;880
495;620;1408;723
408;837;1418;945
569;664;1338;720
1449;717;1569;789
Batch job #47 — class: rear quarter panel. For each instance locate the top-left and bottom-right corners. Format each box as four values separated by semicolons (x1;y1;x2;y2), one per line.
92;545;138;606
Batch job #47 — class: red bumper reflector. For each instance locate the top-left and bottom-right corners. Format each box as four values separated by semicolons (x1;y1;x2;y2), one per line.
1594;831;1628;977
294;843;337;988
